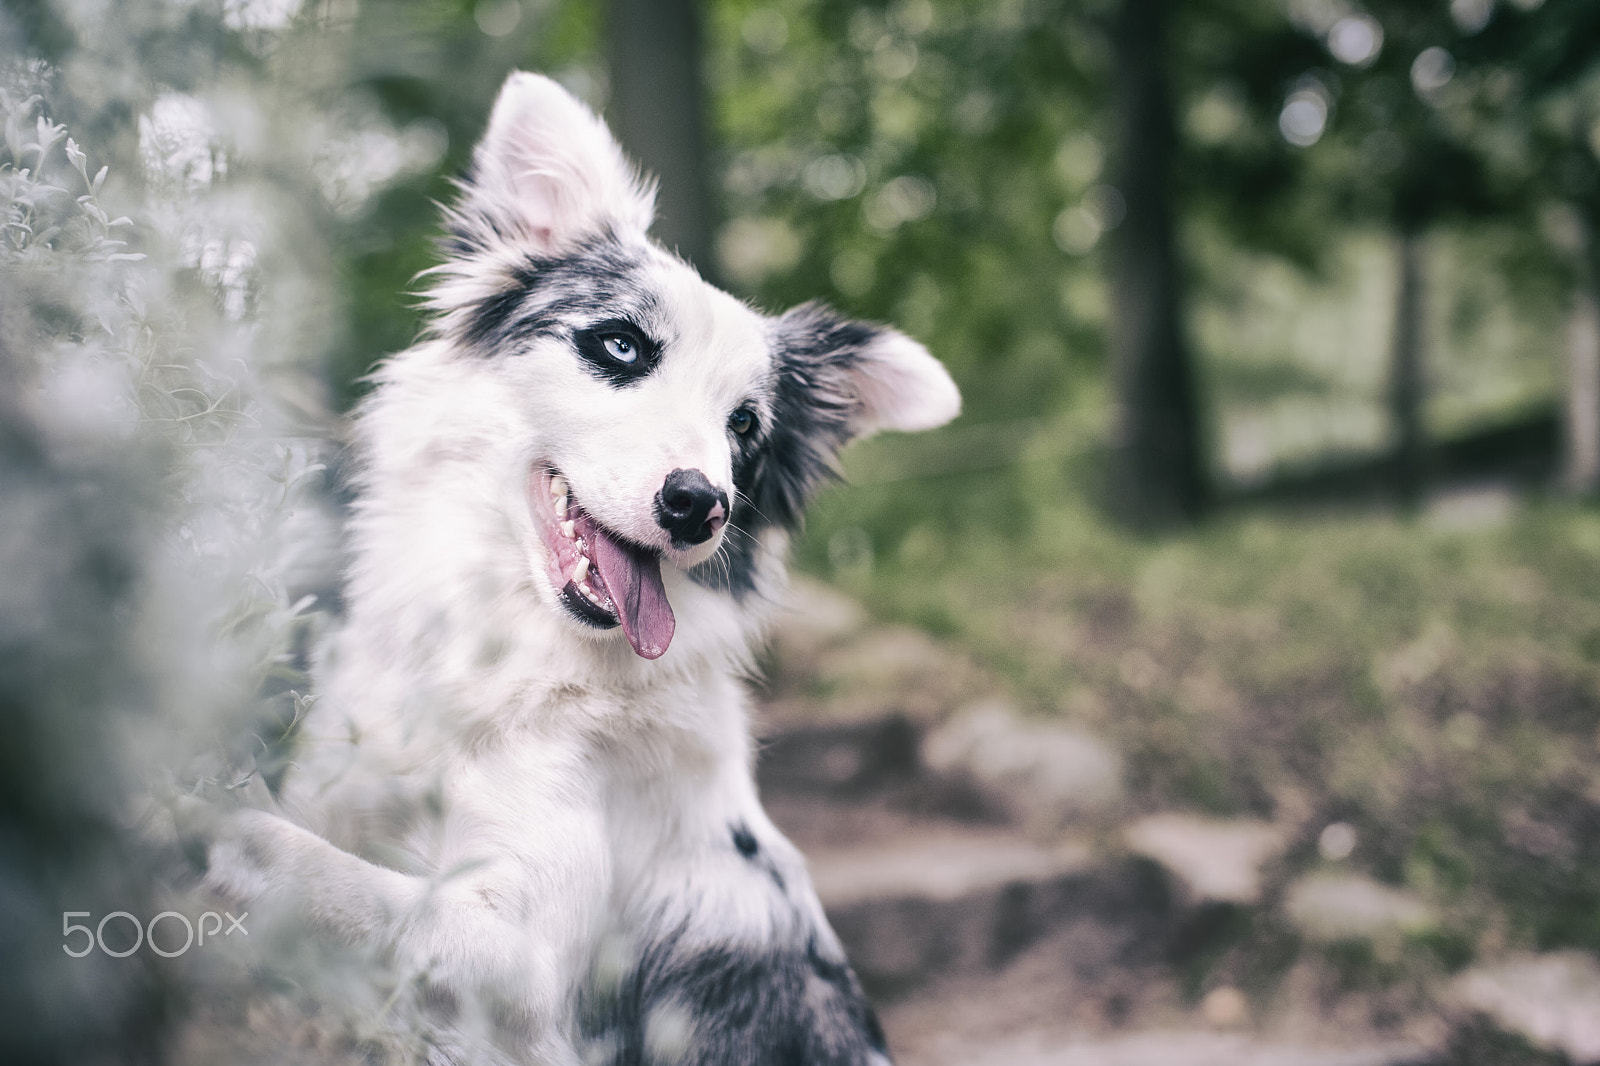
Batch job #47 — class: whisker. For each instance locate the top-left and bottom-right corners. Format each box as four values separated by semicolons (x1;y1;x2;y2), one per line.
729;487;777;530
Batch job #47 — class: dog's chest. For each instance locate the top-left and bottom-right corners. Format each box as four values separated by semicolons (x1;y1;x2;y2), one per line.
297;670;757;898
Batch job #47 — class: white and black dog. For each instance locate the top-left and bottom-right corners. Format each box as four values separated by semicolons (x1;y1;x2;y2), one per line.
204;72;959;1065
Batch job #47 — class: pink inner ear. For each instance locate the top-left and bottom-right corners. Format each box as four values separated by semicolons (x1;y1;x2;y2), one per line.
467;72;656;251
854;334;962;435
509;168;560;248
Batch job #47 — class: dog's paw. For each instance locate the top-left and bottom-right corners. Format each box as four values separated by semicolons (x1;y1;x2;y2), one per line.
202;808;298;906
163;792;220;876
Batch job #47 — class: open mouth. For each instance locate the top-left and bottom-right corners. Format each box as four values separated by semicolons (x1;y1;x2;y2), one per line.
528;468;676;660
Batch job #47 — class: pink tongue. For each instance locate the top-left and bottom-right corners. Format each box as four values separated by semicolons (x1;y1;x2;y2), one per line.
589;527;675;659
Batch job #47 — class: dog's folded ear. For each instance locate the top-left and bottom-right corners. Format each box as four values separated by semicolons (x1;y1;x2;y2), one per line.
752;303;959;528
772;302;960;442
845;327;962;438
459;72;656;253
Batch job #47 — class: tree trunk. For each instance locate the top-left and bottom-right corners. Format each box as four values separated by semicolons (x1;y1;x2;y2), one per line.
1389;231;1425;509
1565;276;1600;495
604;0;718;279
1563;105;1600;496
1108;0;1207;526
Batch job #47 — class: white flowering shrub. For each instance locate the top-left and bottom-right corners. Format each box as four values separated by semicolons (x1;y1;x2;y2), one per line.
0;7;390;1060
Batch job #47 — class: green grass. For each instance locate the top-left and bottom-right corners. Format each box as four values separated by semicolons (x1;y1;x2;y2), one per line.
797;457;1600;973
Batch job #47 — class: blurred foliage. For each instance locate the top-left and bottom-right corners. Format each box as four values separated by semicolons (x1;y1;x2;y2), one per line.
1;7;347;1057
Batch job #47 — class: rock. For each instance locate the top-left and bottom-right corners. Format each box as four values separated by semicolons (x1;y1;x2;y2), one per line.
761;579;996;730
1283;873;1434;942
1451;951;1600;1064
766;623;989;727
812;819;1100;985
773;575;868;656
1124;814;1287;905
822;625;962;690
811;830;1094;910
757;714;921;797
1200;985;1250;1029
923;701;1124;832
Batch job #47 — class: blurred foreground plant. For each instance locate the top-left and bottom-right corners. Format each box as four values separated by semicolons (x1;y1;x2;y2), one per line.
0;26;346;1058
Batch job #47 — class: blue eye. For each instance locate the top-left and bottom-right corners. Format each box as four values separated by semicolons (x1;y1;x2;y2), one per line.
575;320;657;386
729;407;756;435
602;335;636;363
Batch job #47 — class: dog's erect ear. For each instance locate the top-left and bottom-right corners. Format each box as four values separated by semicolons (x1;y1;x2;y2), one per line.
459;72;655;252
751;303;960;527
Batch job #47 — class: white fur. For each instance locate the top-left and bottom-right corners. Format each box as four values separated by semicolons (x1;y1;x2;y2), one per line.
470;72;656;252
205;73;956;1065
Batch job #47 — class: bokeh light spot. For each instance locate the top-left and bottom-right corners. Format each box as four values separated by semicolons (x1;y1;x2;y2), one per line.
473;0;521;38
741;9;788;55
803;154;866;201
1279;89;1329;148
1327;15;1383;67
1450;0;1494;35
863;175;936;230
1411;47;1455;97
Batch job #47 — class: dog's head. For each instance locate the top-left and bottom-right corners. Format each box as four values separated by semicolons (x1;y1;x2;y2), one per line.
417;72;958;661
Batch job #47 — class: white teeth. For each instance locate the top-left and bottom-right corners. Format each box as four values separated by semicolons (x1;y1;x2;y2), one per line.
573;556;590;583
561;520;576;539
555;495;568;518
550;474;568;499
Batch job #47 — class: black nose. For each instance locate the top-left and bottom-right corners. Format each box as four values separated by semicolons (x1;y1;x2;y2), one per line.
655;468;729;547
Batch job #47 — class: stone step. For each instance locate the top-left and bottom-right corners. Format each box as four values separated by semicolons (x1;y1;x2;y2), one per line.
791;817;1170;998
756;713;924;798
892;1029;1434;1066
756;701;1128;835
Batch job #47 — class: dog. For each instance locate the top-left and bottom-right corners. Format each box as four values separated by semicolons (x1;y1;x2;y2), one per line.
203;71;959;1066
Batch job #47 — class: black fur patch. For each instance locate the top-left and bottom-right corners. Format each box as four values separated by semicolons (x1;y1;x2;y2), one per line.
729;823;785;891
455;238;659;360
573;318;662;386
690;302;880;599
731;824;758;858
584;930;889;1065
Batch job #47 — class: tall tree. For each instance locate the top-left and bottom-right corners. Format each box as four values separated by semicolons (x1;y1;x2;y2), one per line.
1388;230;1426;506
1477;1;1600;492
1109;0;1207;525
1565;240;1600;493
605;0;718;278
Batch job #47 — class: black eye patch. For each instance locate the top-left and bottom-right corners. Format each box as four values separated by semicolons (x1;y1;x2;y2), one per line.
573;319;660;385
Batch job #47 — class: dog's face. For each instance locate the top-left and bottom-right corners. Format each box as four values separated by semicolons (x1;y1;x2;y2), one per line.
423;73;959;660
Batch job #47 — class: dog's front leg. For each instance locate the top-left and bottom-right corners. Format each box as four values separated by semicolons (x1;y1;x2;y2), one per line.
205;807;595;1065
206;808;418;943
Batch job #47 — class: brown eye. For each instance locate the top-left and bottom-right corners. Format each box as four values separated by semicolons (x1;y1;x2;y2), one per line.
729;407;756;435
